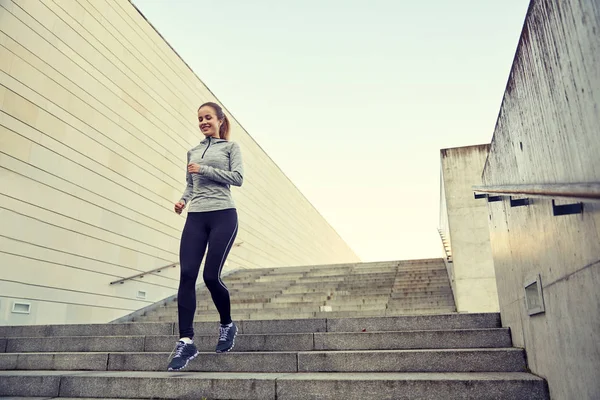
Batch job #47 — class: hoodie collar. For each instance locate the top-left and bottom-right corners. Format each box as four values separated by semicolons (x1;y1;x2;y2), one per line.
200;136;226;144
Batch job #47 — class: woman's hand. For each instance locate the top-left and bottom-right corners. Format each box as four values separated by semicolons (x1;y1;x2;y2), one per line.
187;163;201;174
174;201;186;215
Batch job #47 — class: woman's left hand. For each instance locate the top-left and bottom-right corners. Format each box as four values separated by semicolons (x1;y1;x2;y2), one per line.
187;163;201;174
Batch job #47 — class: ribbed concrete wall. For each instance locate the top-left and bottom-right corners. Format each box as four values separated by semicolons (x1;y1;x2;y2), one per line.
0;0;358;326
482;0;599;399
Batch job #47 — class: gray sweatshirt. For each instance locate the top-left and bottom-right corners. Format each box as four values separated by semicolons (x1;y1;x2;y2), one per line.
179;137;244;213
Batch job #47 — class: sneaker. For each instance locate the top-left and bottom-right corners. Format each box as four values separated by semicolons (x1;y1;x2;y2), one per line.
167;340;199;371
216;322;238;353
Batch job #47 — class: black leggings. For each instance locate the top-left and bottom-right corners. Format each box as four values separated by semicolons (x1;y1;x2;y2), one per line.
177;208;238;338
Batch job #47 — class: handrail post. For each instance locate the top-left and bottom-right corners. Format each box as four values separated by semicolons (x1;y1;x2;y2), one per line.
109;262;179;285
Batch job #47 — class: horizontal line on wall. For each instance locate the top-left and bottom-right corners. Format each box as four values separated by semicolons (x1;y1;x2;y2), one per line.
0;191;178;258
3;1;194;154
0;204;177;262
0;79;183;204
0;249;178;289
0;233;170;277
0;110;178;220
0;294;139;312
50;0;201;133
0;33;184;178
107;0;208;105
0;92;325;255
0;157;304;269
0;161;181;240
0;278;154;305
0;180;179;254
543;259;600;290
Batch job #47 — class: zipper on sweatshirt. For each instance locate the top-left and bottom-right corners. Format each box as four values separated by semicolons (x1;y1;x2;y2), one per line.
201;137;211;158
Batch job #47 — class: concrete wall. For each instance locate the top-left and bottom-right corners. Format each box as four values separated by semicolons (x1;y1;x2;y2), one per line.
0;0;359;326
439;145;499;313
482;0;599;399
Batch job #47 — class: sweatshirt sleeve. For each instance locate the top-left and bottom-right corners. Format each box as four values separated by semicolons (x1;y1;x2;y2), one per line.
199;142;244;186
180;151;193;204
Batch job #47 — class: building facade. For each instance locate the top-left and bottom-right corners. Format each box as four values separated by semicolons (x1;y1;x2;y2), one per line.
0;0;359;325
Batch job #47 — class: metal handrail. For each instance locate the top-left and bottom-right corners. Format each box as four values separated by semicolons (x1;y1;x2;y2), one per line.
109;262;178;285
437;229;452;262
472;182;600;202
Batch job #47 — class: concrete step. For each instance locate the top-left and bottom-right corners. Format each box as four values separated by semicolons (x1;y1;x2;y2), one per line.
319;309;456;319
149;309;458;323
387;300;455;307
194;291;284;298
209;295;394;308
150;304;456;322
384;308;457;316
387;297;455;303
297;268;448;277
0;314;501;338
336;279;451;287
2;329;512;353
217;289;451;302
229;272;448;287
295;277;396;284
187;305;403;317
391;279;452;285
223;285;292;292
387;300;455;306
387;306;456;313
332;293;451;300
0;397;148;400
142;308;460;323
160;294;455;313
0;370;550;399
281;286;388;294
227;261;444;276
296;265;446;274
390;291;453;298
269;293;332;303
162;299;393;312
151;302;392;316
0;349;527;373
256;274;306;282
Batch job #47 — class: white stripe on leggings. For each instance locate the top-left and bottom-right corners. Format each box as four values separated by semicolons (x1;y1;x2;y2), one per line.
217;221;238;291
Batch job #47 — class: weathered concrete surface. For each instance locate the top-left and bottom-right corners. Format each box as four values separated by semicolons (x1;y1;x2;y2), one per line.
0;371;550;400
440;145;499;312
482;0;600;399
275;372;549;400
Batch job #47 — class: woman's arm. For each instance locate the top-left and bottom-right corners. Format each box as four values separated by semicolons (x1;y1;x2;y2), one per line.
180;151;194;204
199;142;244;186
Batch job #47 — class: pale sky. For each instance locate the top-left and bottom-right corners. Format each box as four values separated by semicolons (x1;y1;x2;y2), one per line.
133;0;529;262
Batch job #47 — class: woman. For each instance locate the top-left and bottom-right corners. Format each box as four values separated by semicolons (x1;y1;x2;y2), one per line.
167;102;244;371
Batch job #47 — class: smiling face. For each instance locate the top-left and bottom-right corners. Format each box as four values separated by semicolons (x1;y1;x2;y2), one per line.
198;105;222;138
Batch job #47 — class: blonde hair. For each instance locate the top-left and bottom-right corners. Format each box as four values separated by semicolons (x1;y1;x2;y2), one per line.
199;102;230;140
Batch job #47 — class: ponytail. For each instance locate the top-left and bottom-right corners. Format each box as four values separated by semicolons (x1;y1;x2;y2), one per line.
199;102;231;140
219;115;231;141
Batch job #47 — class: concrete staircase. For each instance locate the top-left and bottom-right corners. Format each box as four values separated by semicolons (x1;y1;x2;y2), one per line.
0;259;550;399
132;259;457;323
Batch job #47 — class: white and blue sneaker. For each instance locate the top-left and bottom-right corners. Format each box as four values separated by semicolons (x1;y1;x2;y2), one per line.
167;340;199;371
216;322;238;353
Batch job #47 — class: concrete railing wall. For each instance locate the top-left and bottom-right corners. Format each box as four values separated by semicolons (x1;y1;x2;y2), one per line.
437;171;452;274
439;145;499;313
0;0;358;326
481;0;599;399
